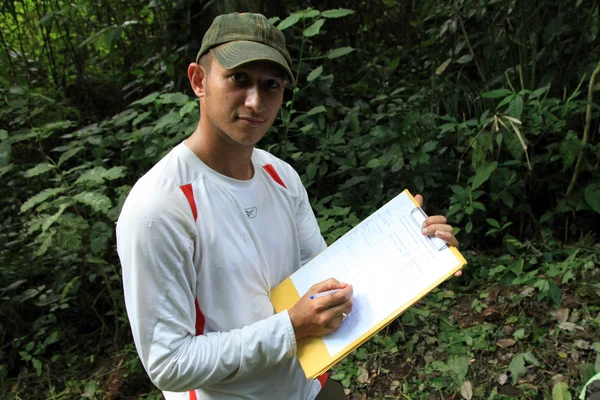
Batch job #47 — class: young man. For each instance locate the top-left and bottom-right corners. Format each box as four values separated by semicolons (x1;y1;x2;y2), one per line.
116;12;459;400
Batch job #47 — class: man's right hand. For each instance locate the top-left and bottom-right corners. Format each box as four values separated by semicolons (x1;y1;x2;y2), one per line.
288;278;353;341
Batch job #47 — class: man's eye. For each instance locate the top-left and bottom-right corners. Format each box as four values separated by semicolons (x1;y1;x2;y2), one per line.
265;79;280;90
231;73;248;83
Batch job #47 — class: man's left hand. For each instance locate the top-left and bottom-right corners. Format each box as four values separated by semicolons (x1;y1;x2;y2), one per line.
415;194;462;277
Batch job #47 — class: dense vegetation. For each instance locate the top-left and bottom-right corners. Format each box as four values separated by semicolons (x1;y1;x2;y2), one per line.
1;0;599;399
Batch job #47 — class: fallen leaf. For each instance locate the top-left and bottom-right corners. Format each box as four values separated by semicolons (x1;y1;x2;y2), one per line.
390;380;400;393
357;366;369;384
570;351;580;363
550;374;568;386
558;322;578;332
497;339;517;348
520;287;535;297
461;380;473;399
552;308;569;324
574;340;590;350
552;381;571;400
424;352;434;363
498;373;509;385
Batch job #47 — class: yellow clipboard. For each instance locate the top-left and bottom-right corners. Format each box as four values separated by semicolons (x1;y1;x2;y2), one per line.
270;189;467;379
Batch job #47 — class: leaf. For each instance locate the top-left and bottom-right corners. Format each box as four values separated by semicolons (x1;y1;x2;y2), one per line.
102;166;126;180
21;188;67;213
42;203;69;232
303;19;325;37
307;66;323;82
584;183;600;213
159;93;189;106
482;89;513;99
133;111;152;125
497;373;509;385
508;354;527;385
447;356;470;386
58;146;84;166
75;167;107;185
179;102;197;117
461;380;473;400
306;163;317;180
0;141;12;165
307;106;327;116
153;110;182;132
302;10;321;19
357;365;369;383
465;220;473;233
508;95;524;119
496;339;516;348
457;54;473;64
530;86;548;99
575;340;590;350
486;218;501;229
277;14;301;30
472;161;498;190
74;192;112;213
523;352;540;367
24;163;55;178
131;92;160;106
327;47;355;59
32;358;43;377
321;9;354;18
436;58;452;75
366;159;383;168
552;308;569;324
35;230;56;257
552;381;572;400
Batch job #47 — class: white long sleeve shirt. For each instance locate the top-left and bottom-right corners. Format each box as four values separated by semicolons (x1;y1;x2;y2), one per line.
116;143;328;399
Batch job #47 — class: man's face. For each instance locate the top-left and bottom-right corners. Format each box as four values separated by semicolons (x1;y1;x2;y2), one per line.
199;57;287;148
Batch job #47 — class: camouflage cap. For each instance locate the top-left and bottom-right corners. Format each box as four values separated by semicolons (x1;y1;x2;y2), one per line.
196;12;295;86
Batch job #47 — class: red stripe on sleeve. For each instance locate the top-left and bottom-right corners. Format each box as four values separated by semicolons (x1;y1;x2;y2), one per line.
317;372;328;388
179;184;198;221
194;298;205;335
189;390;198;400
262;164;287;189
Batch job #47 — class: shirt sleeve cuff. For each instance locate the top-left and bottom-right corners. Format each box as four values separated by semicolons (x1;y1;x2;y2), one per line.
279;309;297;357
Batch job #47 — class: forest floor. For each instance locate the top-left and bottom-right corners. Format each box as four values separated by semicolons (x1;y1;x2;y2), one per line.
5;247;600;400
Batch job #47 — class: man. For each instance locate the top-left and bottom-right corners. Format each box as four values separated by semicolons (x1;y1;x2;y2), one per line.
116;12;459;400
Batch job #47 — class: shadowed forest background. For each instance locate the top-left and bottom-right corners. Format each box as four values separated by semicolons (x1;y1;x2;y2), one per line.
1;0;600;399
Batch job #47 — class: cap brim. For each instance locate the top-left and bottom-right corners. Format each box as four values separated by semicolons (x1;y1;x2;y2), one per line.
210;41;295;86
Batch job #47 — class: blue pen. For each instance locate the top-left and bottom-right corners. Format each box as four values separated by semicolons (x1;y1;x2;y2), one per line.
310;289;341;299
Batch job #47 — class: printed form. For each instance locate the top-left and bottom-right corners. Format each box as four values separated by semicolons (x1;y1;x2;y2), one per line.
290;191;461;357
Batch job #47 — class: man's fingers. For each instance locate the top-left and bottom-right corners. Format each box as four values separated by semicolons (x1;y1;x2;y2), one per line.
434;230;459;247
313;284;353;308
422;223;453;235
422;215;447;227
415;194;424;207
311;278;347;294
321;299;354;329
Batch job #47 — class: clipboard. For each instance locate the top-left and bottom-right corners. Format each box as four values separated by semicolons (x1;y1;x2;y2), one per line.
270;189;466;379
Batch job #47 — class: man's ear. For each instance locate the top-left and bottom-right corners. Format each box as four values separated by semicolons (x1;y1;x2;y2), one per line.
188;63;206;98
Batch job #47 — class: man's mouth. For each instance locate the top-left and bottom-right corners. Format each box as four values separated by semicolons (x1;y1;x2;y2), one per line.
237;116;266;125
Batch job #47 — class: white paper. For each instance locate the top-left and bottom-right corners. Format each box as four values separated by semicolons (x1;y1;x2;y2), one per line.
290;191;461;357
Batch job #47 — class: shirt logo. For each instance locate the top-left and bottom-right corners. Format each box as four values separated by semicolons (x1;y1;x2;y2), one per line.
244;207;257;219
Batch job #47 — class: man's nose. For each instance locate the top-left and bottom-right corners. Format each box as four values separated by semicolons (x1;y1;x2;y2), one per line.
244;86;266;113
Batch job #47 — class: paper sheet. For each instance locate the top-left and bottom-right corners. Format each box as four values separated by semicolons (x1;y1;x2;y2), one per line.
290;191;461;357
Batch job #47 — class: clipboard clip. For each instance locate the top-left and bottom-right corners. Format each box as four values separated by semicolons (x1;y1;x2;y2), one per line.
410;207;448;251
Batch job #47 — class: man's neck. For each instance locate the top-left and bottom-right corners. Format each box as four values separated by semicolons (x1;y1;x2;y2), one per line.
185;126;255;181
